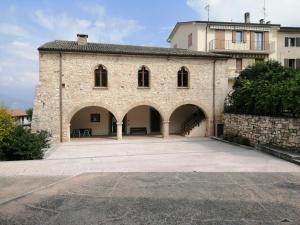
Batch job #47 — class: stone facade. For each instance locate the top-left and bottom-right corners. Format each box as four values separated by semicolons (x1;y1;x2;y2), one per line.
32;50;229;143
224;113;300;149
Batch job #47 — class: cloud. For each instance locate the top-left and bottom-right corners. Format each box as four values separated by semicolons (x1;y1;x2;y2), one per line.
186;0;300;26
0;23;29;37
34;6;143;43
0;3;144;109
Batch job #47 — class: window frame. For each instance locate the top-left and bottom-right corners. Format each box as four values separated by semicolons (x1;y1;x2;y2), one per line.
94;65;108;88
235;31;243;43
177;66;189;88
138;66;150;88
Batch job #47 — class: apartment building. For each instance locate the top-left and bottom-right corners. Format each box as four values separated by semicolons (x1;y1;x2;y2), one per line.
167;13;300;89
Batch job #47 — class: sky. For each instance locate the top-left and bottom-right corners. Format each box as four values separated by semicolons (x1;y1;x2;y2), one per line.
0;0;299;110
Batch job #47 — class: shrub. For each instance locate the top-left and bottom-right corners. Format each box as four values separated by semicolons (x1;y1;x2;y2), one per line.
223;133;250;146
0;126;50;161
225;60;300;117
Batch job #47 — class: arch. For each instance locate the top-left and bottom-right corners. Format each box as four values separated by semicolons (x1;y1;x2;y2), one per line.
67;102;120;123
121;101;166;121
168;102;209;137
166;101;209;121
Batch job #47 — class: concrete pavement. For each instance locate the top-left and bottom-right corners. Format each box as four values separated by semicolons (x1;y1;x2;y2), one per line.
0;137;299;176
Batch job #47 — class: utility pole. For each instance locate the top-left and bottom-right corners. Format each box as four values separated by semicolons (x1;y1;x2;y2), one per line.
205;3;210;21
263;0;267;21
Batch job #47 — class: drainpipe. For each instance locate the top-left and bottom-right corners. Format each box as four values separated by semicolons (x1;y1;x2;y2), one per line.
212;59;216;136
59;52;63;142
205;23;208;52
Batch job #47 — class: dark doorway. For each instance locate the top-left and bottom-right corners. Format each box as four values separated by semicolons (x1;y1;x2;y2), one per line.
109;113;117;134
150;108;161;133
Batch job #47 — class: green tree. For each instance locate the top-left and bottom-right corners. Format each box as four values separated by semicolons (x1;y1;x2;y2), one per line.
26;108;33;117
226;60;300;117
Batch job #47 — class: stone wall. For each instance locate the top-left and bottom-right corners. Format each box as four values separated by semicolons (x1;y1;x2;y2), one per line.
32;51;229;142
224;113;300;149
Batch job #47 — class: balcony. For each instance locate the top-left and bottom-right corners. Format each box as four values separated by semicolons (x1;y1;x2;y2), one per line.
209;39;274;54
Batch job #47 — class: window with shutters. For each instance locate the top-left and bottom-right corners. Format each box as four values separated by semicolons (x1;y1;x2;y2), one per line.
188;33;192;47
177;67;189;88
236;31;243;43
285;37;300;47
138;66;150;87
94;65;108;87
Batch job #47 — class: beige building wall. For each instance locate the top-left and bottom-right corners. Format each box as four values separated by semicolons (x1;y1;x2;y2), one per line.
70;106;110;136
170;24;198;50
126;106;151;134
32;51;229;143
277;31;300;64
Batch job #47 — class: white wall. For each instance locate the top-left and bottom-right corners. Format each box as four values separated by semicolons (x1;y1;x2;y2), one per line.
70;106;110;136
277;31;300;65
170;24;198;50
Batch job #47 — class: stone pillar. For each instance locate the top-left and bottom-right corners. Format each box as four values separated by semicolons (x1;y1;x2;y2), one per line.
67;123;71;142
162;120;170;139
117;122;123;140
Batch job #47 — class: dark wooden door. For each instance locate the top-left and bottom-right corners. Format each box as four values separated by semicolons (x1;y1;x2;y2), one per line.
150;108;161;133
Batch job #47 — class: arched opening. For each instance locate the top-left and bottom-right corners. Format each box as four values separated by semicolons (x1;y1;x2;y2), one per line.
122;105;162;136
169;104;207;137
70;106;120;139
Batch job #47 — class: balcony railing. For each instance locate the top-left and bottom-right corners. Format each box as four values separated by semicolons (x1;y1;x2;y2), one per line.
209;39;274;53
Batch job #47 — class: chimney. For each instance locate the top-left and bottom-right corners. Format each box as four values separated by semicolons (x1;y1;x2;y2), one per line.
244;12;250;23
77;34;88;45
259;19;265;24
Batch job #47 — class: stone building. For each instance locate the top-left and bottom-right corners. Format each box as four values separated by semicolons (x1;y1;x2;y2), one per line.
32;34;230;143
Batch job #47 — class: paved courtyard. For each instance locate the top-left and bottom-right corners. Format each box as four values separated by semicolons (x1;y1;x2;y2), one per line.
0;137;300;224
0;137;299;176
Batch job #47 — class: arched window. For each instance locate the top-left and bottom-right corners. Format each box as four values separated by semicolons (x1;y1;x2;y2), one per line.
95;65;107;87
138;66;149;87
177;67;189;87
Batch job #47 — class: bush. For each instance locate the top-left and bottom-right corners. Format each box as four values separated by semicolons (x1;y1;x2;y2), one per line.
0;126;50;161
223;133;250;146
225;60;300;117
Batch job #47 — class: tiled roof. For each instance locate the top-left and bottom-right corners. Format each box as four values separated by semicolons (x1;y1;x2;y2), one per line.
8;109;27;117
38;40;229;58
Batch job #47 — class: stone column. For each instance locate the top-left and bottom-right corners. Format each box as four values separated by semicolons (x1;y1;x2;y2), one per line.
117;122;123;140
162;120;170;139
67;123;71;142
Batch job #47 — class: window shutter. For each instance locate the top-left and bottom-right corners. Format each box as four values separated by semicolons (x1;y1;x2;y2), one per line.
215;30;225;49
250;32;255;50
264;32;269;50
285;37;289;47
296;38;300;47
284;59;289;67
242;31;247;43
232;31;236;43
296;59;300;70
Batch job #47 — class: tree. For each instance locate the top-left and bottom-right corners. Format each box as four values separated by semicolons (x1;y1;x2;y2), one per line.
225;60;300;117
0;107;15;144
26;108;33;117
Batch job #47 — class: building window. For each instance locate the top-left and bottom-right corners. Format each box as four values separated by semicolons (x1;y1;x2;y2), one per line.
236;59;242;72
177;67;189;87
138;66;149;87
188;33;192;47
94;65;107;87
236;31;243;43
90;114;100;122
285;37;300;47
254;32;263;50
